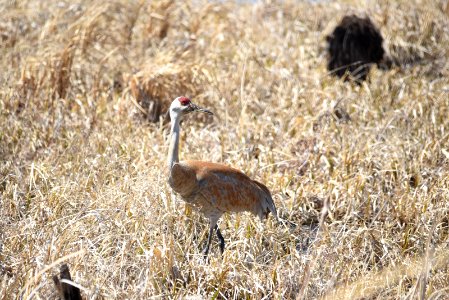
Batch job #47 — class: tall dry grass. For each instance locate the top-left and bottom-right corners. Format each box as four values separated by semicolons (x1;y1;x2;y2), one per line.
1;0;449;299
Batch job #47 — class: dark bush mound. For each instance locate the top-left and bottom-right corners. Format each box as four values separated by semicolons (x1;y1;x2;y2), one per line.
326;15;387;82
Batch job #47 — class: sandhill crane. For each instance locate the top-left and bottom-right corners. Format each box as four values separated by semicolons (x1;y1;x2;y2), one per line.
167;96;278;257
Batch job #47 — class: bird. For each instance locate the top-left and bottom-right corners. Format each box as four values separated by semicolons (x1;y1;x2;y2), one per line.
167;96;278;257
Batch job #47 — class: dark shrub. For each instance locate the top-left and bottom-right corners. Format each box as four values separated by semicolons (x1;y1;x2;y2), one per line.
326;15;387;82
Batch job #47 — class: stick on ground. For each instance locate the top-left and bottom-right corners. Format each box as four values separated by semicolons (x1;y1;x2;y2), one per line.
52;264;82;300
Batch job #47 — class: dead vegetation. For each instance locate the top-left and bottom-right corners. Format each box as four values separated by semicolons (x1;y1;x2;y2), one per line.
1;0;449;299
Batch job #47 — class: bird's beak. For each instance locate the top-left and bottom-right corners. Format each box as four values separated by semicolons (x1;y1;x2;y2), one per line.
190;102;213;115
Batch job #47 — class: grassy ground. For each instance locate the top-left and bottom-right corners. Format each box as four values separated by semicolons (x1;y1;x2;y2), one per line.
1;0;449;299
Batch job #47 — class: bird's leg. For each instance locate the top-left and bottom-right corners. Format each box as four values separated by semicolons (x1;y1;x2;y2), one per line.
203;217;220;259
215;225;225;254
202;225;215;259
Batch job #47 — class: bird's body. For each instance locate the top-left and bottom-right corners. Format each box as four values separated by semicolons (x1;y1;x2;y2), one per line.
167;96;277;257
170;160;276;220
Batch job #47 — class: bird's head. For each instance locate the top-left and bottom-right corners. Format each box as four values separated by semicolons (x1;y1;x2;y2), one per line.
169;96;213;120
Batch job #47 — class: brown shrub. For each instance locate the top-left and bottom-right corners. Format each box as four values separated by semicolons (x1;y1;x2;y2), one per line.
128;60;210;123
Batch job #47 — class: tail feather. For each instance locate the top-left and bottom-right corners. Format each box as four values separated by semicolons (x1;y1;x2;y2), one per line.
264;195;279;222
253;180;278;222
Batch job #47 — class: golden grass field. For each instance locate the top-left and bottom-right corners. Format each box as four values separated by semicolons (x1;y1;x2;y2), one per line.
1;0;449;299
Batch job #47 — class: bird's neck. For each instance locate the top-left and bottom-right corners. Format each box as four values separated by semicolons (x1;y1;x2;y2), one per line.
168;116;181;171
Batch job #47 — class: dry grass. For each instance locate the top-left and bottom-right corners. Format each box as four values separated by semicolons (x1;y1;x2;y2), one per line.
1;0;449;299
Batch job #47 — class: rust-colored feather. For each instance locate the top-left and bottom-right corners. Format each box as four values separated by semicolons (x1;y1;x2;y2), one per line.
169;163;198;197
169;160;277;221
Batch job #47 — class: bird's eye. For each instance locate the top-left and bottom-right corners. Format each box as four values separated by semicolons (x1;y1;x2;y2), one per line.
179;97;191;106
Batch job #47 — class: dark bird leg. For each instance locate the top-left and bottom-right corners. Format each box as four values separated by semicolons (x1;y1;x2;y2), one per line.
203;225;214;258
203;216;222;258
215;225;225;254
